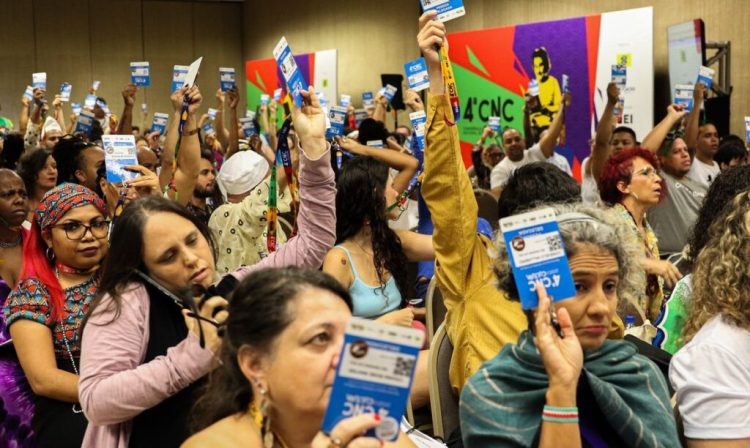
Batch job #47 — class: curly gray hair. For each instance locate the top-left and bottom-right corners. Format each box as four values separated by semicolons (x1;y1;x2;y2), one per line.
490;202;641;314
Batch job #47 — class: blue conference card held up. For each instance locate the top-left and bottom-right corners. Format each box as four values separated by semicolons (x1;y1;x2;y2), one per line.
172;65;189;92
499;208;576;310
220;67;236;92
102;135;139;184
420;0;465;22
273;37;308;107
151;113;169;135
404;57;430;92
410;111;427;151
130;62;151;87
322;318;424;442
326;105;348;139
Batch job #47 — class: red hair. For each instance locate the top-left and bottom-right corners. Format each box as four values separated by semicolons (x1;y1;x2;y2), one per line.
17;222;65;323
598;147;664;205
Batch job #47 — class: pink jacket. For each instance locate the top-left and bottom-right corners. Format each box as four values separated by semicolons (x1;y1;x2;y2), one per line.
78;148;336;447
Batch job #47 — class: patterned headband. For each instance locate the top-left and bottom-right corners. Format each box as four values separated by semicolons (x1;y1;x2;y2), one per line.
36;182;107;232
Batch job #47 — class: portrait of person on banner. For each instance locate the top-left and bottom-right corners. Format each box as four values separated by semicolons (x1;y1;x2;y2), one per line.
529;46;561;133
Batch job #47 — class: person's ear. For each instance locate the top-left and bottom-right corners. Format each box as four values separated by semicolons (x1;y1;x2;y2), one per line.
237;345;269;388
616;180;630;195
74;169;87;184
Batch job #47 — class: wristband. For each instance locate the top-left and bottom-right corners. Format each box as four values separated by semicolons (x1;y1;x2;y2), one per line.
183;127;200;136
542;405;579;424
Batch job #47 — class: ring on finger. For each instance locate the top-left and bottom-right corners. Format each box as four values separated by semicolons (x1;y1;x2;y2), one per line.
328;437;343;448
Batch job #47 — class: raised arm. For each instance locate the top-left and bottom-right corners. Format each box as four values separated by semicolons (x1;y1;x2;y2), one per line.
214;89;230;152
404;89;425;113
231;87;335;280
335;135;419;193
590;82;619;181
538;91;570;158
160;86;202;206
225;86;240;160
641;104;688;153
19;92;31;134
52;94;66;132
372;92;388;124
684;82;705;155
117;84;137;135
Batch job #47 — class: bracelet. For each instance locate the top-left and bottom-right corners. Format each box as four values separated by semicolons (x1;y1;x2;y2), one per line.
183;128;200;136
542;405;579;423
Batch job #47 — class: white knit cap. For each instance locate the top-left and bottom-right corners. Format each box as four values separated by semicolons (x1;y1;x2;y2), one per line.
216;150;269;199
42;116;62;138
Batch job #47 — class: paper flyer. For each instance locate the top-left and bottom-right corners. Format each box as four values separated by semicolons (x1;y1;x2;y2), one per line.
32;72;46;90
151;112;169;135
172;65;189;92
183;57;203;89
499;208;576;310
420;0;465;22
130;61;151;87
404;57;430;92
219;67;236;92
60;83;72;102
273;37;308;107
102;135;139;183
322;318;424;442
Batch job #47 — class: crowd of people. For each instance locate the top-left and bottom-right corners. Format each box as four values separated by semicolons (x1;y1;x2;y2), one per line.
0;9;748;448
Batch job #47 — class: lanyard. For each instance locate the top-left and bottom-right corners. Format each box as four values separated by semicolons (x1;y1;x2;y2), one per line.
386;171;424;215
164;95;191;201
267;118;294;252
440;46;460;123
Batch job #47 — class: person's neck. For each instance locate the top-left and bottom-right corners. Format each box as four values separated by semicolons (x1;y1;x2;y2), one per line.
348;226;373;253
191;195;207;209
56;268;92;289
0;223;21;243
662;167;686;181
620;197;647;229
32;186;47;203
695;150;714;165
271;409;320;448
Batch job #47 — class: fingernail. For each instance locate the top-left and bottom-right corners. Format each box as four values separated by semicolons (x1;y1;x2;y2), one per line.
374;414;381;422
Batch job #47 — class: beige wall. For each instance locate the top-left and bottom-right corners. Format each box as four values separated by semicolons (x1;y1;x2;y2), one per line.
0;0;244;133
242;0;749;136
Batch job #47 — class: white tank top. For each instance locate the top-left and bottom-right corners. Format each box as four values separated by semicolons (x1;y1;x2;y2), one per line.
580;157;601;205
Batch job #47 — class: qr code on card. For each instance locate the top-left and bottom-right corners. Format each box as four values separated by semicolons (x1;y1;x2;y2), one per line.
546;234;562;252
393;356;415;378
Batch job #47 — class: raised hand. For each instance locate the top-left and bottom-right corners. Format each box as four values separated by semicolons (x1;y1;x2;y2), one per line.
606;81;620;105
533;283;583;389
404;89;424;111
226;87;239;109
122;83;137;107
291;86;327;157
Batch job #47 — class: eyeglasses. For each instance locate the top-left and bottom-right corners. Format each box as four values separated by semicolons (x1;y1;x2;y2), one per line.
50;219;110;240
634;167;660;180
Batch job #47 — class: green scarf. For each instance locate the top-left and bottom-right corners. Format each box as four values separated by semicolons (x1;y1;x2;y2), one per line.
460;331;680;447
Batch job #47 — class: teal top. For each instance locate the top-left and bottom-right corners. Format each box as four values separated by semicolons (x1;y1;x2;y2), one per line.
335;245;401;319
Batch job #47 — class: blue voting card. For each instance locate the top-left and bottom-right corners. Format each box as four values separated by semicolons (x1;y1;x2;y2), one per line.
528;79;540;97
71;102;82;116
611;64;627;89
274;88;283;102
340;94;351;107
362;91;374;107
366;140;384;148
499;208;576;310
202;121;215;136
172;65;189;92
32;72;46;90
380;84;398;103
404;57;430;92
60;83;72;102
674;84;694;112
96;99;110;115
130;62;150;87
562;74;569;94
260;94;270;106
273;37;308;107
488;116;501;133
141;103;147;113
420;0;465;22
208;108;217;120
23;85;34;101
220;67;236;92
84;94;97;109
697;66;714;92
74;111;95;136
102;135;139;183
326;105;348;139
744;117;750;143
322;318;424;441
91;80;101;91
151;113;169;135
410;111;427;151
239;117;256;138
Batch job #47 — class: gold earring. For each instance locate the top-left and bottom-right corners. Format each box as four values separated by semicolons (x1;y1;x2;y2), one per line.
259;386;273;448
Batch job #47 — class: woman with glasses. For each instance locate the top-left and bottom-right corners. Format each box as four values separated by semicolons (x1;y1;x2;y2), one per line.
598;148;681;324
2;183;109;447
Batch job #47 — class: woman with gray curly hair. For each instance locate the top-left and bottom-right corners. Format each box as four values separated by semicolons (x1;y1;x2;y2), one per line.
670;190;750;446
459;202;680;447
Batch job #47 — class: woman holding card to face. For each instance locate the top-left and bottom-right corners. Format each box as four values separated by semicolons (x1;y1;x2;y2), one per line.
184;267;415;448
459;202;680;447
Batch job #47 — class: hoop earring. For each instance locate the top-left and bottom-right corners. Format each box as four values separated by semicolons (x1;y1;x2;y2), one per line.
46;247;55;262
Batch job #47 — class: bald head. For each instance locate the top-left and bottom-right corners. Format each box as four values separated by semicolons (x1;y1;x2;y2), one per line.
137;147;158;173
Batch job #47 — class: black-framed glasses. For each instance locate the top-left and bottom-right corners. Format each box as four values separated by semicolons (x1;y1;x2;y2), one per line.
50;219;110;240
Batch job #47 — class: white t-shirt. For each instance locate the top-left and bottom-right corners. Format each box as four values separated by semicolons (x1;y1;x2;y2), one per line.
686;158;720;188
580;157;601;205
549;152;572;176
489;143;546;189
670;315;750;440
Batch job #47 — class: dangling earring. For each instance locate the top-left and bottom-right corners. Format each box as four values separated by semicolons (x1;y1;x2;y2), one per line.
46;247;55;262
258;383;274;448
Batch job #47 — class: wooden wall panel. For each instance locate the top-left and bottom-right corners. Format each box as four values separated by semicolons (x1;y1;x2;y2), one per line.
0;0;35;128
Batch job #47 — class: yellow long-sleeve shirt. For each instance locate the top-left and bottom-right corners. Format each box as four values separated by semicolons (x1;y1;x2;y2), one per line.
421;94;528;393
